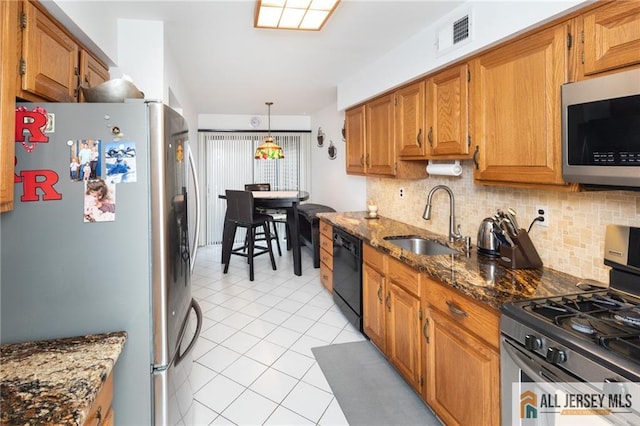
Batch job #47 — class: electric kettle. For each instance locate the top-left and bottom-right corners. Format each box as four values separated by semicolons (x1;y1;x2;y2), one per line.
477;217;500;257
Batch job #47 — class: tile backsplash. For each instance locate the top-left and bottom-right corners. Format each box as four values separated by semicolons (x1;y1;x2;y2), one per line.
367;162;639;284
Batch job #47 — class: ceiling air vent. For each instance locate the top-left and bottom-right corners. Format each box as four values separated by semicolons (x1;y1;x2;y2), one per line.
453;15;469;44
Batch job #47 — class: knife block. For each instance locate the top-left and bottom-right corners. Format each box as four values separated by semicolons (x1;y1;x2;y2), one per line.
498;229;543;269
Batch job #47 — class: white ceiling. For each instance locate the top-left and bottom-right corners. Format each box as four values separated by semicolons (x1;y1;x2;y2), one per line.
61;1;463;116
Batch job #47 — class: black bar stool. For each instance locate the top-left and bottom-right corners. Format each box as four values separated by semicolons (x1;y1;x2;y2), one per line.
244;183;288;255
222;190;277;281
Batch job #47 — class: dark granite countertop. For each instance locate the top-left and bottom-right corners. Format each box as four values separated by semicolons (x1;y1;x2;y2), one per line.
0;331;127;426
318;212;598;311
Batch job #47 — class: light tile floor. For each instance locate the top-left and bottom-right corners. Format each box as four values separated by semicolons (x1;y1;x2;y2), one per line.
189;244;367;425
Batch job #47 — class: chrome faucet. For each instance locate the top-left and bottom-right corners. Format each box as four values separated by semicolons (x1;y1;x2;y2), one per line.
423;185;463;242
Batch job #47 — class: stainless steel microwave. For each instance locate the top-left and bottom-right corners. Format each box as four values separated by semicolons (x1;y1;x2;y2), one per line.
561;68;640;189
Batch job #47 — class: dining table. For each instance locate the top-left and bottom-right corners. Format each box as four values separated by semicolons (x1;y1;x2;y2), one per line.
219;190;310;276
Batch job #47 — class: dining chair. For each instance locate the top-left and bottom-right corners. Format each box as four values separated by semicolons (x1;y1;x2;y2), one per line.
244;183;288;255
223;190;277;281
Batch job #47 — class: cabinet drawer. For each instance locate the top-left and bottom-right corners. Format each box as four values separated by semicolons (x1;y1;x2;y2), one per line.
387;256;420;297
320;261;333;292
425;279;499;348
363;243;385;273
320;247;333;270
320;220;332;238
320;232;333;253
84;372;114;426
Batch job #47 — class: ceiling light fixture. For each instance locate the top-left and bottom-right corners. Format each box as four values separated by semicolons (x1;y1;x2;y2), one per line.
254;0;340;31
254;102;284;160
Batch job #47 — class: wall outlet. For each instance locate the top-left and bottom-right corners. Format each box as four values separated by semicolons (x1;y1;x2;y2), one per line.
535;205;549;227
399;187;405;199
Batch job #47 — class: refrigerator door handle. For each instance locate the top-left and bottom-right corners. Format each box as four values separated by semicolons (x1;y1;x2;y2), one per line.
175;298;202;367
187;144;201;273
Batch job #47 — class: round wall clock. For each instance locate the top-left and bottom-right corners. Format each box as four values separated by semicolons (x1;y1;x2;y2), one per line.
250;117;261;128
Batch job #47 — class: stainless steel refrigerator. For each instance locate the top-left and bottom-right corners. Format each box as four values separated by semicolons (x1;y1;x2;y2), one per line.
1;101;202;425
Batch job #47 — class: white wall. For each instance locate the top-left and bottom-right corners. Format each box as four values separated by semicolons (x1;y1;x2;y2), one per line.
338;0;587;109
309;103;366;212
198;114;310;131
112;19;164;102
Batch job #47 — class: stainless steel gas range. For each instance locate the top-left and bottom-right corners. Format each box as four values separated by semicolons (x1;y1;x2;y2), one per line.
500;225;640;426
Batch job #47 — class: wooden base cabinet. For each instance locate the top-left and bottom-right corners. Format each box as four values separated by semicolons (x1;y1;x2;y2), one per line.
319;220;333;292
362;244;423;392
386;265;422;391
362;244;386;352
422;278;500;426
362;243;502;423
84;371;115;426
424;307;500;426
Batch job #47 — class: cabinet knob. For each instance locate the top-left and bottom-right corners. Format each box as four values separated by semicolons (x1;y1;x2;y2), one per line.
416;128;422;147
427;126;433;147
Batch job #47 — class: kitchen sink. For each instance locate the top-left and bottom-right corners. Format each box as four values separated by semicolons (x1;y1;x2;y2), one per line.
383;236;457;256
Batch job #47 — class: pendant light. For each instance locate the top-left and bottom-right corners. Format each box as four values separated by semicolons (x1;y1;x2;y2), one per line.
254;102;284;160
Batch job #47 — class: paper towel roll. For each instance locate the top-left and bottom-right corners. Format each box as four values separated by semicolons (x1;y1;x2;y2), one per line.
426;161;463;176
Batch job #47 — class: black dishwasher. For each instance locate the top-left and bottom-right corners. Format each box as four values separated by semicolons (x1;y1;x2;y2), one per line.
332;227;363;332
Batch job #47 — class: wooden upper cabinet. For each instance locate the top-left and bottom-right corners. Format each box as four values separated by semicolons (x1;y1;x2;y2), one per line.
580;1;640;78
425;63;470;158
397;64;469;161
365;93;396;176
470;23;569;188
396;80;426;158
79;50;110;100
20;0;79;102
345;105;366;175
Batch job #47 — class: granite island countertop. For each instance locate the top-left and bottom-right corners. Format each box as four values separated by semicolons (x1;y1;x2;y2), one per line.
0;331;127;426
318;212;601;311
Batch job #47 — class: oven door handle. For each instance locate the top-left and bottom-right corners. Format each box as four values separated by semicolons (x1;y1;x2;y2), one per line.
503;338;576;390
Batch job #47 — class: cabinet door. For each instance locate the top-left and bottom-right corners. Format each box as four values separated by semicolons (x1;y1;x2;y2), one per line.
426;308;500;426
426;64;469;158
470;23;568;187
0;0;20;213
582;1;640;76
365;93;396;176
345;106;366;175
362;262;386;352
386;281;422;391
21;0;78;102
396;80;426;158
79;50;109;101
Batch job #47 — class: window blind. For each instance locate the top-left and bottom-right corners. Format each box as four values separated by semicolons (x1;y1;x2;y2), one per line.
197;131;311;246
